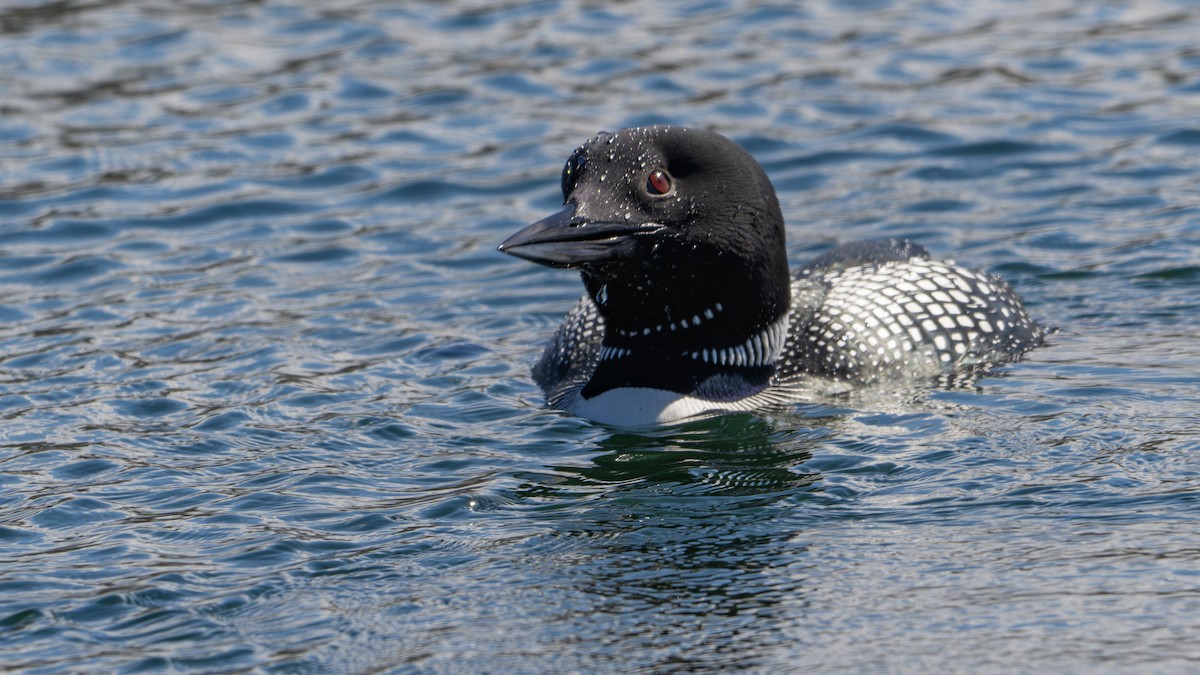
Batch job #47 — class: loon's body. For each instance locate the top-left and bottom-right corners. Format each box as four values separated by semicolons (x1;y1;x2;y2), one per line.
500;126;1044;426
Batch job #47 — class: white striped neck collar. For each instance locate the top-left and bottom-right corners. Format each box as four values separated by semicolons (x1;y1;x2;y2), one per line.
597;311;789;369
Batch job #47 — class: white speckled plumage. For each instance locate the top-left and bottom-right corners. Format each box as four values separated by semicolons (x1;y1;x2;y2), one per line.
774;258;1044;385
531;255;1044;425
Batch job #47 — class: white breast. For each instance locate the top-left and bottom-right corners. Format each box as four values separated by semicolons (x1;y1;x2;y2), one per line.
570;387;757;427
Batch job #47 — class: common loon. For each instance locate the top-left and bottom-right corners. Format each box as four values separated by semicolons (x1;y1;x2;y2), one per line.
500;126;1045;426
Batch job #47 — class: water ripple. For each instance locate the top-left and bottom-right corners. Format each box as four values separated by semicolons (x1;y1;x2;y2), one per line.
1;0;1200;671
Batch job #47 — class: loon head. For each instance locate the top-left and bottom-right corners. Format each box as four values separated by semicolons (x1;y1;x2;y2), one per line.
500;126;791;353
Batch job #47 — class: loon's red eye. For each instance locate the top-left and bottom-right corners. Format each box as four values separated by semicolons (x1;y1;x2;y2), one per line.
646;169;672;195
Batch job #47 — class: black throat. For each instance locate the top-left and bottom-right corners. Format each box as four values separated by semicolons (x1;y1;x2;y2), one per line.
578;251;790;400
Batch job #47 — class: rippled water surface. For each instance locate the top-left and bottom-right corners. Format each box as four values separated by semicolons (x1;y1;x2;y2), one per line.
2;0;1200;671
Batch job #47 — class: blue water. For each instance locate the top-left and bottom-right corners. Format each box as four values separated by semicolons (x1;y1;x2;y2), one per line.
2;0;1199;671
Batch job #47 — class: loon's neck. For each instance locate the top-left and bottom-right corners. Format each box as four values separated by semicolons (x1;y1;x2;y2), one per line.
581;303;790;400
576;236;792;399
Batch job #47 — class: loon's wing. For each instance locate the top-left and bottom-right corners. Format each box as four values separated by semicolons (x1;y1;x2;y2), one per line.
532;296;603;407
780;255;1045;385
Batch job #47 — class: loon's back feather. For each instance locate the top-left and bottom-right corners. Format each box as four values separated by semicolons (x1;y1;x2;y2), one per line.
776;256;1044;385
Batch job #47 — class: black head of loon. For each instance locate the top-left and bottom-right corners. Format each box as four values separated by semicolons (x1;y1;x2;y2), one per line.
500;125;790;358
500;125;1045;426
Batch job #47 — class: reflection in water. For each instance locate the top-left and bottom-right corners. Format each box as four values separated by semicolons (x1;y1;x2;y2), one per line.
569;414;822;493
485;416;824;670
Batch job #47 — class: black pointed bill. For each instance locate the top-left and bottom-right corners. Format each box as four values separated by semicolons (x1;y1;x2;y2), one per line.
499;204;665;268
